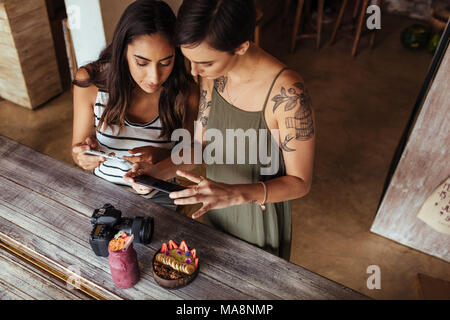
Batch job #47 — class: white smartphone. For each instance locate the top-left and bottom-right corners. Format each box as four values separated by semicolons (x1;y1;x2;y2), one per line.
83;150;128;163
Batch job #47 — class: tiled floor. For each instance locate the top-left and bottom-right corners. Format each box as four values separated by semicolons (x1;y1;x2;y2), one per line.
0;12;448;299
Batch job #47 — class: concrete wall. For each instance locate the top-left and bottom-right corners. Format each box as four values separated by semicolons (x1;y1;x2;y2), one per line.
64;0;106;68
66;0;183;69
101;0;183;44
100;0;134;44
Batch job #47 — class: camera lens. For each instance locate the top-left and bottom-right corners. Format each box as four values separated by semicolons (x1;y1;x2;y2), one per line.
131;217;153;245
141;217;153;244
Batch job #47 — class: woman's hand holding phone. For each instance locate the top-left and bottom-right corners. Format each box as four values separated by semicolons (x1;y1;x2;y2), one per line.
123;146;172;195
168;170;243;219
123;162;155;194
72;136;106;171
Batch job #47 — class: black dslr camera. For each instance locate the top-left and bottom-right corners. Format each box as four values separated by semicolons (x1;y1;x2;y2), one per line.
89;204;154;257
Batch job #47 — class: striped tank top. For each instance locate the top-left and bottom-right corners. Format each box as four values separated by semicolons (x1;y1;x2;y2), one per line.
93;90;175;186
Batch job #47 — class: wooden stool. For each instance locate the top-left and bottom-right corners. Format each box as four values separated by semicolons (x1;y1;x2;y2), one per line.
330;0;382;57
290;0;325;53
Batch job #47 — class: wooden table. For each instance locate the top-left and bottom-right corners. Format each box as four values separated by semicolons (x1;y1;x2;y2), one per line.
0;135;368;300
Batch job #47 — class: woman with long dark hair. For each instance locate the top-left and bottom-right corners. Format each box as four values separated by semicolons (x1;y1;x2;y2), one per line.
72;0;198;210
125;0;315;260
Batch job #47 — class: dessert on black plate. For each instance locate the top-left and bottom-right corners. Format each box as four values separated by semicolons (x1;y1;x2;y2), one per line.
152;240;199;289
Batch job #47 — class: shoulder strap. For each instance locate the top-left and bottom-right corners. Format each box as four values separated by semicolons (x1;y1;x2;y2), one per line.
262;67;288;112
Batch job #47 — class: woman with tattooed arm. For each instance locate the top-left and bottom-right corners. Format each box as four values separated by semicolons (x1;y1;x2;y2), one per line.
125;0;315;260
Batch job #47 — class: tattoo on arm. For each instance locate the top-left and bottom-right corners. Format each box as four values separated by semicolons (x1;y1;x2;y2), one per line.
281;135;296;152
200;115;209;127
199;88;212;127
214;76;227;93
197;76;226;126
272;82;314;152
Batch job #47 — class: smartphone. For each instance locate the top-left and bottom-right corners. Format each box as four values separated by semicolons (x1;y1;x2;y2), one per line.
134;175;187;194
84;150;128;163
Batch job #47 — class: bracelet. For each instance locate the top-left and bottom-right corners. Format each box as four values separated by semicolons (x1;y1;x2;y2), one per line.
258;182;267;211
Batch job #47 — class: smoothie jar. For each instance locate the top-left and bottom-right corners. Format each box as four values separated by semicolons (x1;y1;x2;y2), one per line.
108;242;140;289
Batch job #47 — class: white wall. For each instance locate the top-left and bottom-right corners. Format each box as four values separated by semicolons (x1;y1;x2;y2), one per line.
65;0;107;68
100;0;135;44
65;0;183;69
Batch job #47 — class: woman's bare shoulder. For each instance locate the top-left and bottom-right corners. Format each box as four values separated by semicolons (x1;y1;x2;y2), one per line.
75;65;96;83
276;69;305;90
75;67;89;81
268;72;308;124
73;67;99;107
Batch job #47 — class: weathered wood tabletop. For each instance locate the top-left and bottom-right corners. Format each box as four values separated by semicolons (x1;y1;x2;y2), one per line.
0;135;368;300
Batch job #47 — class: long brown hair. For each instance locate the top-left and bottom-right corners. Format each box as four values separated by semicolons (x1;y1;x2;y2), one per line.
73;0;194;139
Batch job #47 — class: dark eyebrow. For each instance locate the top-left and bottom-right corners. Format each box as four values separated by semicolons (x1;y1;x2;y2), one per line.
134;55;150;61
134;54;174;62
159;54;174;62
192;60;214;65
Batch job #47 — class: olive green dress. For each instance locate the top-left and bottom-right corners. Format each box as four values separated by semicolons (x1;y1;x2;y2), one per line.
204;68;292;260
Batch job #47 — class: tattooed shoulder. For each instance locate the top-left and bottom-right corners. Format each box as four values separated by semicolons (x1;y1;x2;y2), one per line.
272;82;314;152
198;82;212;127
199;89;211;112
214;76;227;93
